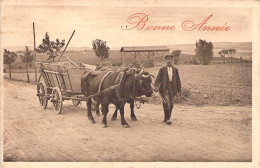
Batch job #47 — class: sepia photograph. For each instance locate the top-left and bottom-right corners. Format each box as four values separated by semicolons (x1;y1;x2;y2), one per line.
1;0;260;168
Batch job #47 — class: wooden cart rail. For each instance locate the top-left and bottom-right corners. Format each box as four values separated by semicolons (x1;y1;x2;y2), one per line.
35;62;87;113
35;62;86;93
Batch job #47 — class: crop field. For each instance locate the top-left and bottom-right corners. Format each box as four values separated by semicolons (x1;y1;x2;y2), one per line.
4;60;252;106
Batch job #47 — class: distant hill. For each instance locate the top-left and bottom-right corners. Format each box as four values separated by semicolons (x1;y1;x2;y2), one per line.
2;46;34;51
213;42;251;50
3;42;251;52
166;42;252;60
1;46;92;52
167;42;252;51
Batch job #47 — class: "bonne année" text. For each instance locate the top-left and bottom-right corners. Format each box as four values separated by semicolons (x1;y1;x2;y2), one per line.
121;13;230;32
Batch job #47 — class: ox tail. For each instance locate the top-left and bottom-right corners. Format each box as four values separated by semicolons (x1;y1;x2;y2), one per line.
81;77;87;96
81;71;91;97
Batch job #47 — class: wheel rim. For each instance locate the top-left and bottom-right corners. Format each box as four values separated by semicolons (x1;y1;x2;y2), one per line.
52;88;63;114
37;83;44;104
37;83;48;109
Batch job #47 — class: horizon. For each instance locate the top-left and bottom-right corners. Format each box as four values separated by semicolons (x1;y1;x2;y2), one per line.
2;41;253;51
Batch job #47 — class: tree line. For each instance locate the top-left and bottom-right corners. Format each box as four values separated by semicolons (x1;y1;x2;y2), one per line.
3;33;239;83
3;33;66;82
174;39;237;65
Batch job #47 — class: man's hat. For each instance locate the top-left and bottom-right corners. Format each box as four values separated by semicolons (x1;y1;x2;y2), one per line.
164;54;174;59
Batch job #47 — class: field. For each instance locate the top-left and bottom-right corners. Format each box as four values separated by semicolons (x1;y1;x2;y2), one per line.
4;62;252;106
148;63;252;106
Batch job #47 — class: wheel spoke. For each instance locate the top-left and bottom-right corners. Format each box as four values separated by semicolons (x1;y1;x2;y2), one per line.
52;87;63;114
37;82;48;109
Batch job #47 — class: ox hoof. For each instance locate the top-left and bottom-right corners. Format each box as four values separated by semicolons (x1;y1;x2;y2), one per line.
122;124;130;128
111;117;117;121
91;120;96;124
131;117;137;121
102;124;108;128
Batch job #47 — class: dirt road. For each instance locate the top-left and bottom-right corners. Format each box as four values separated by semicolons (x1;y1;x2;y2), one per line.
3;80;251;162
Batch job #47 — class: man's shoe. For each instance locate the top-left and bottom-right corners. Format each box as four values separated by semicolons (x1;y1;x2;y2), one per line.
165;120;172;125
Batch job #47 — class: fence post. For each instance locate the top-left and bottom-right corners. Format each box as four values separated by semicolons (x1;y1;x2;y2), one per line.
33;22;37;82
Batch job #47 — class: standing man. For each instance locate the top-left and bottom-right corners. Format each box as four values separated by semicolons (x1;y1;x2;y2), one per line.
154;54;181;125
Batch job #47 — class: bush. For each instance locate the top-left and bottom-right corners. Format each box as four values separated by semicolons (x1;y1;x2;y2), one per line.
175;88;191;103
112;62;122;67
171;50;182;64
181;88;191;97
144;61;154;68
195;39;214;65
192;55;199;65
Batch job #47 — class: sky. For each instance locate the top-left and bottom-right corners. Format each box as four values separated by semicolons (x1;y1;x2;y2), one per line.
1;0;252;49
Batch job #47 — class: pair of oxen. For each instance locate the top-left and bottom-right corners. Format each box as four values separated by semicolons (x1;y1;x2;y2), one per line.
81;66;154;128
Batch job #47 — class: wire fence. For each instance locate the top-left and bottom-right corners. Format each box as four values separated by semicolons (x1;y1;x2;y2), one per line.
3;72;38;83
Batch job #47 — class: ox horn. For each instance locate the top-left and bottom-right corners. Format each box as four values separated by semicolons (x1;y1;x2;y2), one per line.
139;69;144;74
141;74;150;78
141;71;150;78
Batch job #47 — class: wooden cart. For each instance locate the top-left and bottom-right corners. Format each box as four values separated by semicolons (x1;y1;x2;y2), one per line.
35;62;87;114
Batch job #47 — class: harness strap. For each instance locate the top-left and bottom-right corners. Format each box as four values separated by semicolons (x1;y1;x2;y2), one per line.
115;71;125;100
132;74;137;99
85;85;118;99
98;71;113;93
82;69;93;78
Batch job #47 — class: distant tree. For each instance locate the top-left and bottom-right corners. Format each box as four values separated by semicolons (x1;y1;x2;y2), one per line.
18;46;34;83
195;39;214;65
3;49;17;79
171;50;182;64
92;39;110;61
218;49;237;63
36;32;65;62
226;49;237;63
218;49;226;63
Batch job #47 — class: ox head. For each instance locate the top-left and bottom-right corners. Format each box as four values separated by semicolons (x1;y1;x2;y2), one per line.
135;71;154;97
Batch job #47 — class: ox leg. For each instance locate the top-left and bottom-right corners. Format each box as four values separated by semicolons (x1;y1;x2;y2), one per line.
101;104;109;128
130;100;137;121
111;106;119;121
119;104;130;128
87;98;96;123
96;102;101;116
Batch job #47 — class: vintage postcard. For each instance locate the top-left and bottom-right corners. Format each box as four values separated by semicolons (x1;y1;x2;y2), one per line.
1;0;260;168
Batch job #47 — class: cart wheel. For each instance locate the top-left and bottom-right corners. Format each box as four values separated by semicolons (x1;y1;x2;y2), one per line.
51;87;63;114
72;100;81;106
37;83;48;109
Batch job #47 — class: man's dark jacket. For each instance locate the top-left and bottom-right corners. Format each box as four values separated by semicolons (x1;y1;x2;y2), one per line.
155;66;181;96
